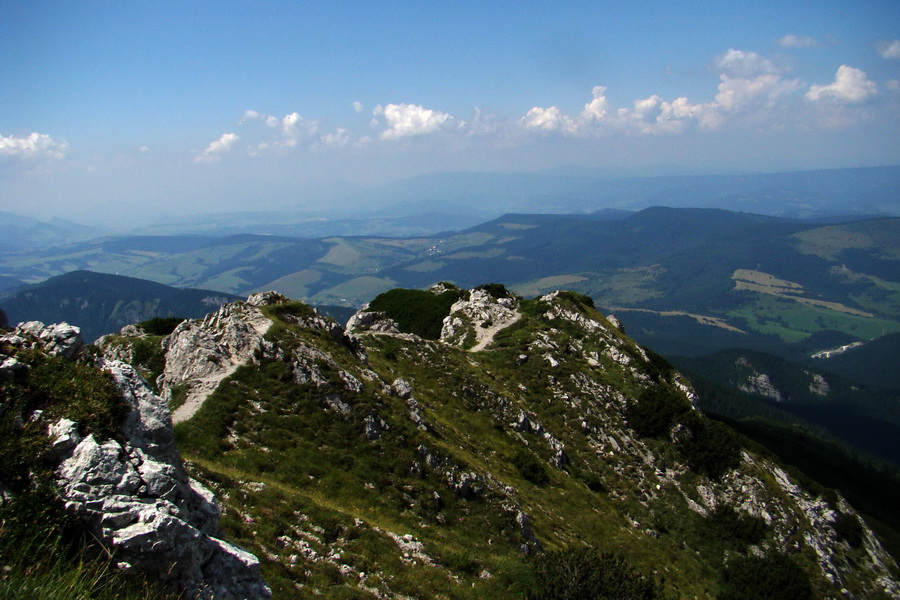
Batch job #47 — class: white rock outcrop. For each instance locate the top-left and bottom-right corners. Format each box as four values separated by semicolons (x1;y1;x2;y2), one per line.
54;358;271;599
160;300;273;424
8;320;88;360
441;288;520;351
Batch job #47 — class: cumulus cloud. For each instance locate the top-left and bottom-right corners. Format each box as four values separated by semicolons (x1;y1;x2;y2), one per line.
0;132;69;160
617;94;722;134
353;101;364;113
706;49;805;112
281;112;317;146
379;103;453;139
320;128;350;148
523;82;723;137
778;34;818;48
878;40;900;60
519;49;813;138
520;106;578;134
715;73;804;110
581;86;611;122
195;132;239;163
806;65;877;103
714;49;780;78
241;109;261;122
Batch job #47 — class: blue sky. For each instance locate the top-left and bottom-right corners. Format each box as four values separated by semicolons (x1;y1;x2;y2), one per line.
2;0;899;224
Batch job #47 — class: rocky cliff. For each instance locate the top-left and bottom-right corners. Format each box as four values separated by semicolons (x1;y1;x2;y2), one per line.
0;321;270;599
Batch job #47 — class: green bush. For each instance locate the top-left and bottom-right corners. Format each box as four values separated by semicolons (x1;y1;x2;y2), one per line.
512;449;550;486
625;385;690;439
718;553;812;600
0;350;128;489
475;283;514;299
706;506;767;548
556;290;595;309
677;417;742;479
368;288;465;339
833;512;864;548
135;316;184;336
527;549;668;600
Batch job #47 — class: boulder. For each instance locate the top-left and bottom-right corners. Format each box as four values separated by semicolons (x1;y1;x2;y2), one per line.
54;359;271;599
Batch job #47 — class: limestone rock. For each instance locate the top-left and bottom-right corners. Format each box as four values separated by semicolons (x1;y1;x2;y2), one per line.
53;358;271;599
440;288;520;350
346;310;403;335
9;321;87;360
160;300;273;424
247;291;291;307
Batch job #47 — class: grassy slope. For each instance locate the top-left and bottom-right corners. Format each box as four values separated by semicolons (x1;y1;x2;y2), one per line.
171;297;882;599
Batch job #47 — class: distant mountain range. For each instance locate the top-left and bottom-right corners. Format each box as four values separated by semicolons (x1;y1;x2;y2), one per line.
0;271;239;342
3;166;898;244
2;207;898;362
358;165;900;220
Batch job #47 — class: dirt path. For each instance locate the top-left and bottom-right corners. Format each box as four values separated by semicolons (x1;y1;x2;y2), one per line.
172;366;243;425
470;312;522;352
171;313;273;425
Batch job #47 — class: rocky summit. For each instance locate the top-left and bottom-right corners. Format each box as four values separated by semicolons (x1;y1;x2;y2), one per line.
2;285;898;598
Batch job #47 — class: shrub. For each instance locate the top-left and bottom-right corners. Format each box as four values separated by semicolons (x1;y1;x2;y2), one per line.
135;316;184;336
475;283;514;299
706;506;767;548
527;549;668;600
626;385;690;439
556;290;596;309
718;553;812;600
833;512;864;548
368;288;465;339
512;449;550;486
677;417;742;479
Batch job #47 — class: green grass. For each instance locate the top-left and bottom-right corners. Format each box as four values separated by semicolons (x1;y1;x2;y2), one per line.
0;346;177;600
728;295;900;342
165;293;892;598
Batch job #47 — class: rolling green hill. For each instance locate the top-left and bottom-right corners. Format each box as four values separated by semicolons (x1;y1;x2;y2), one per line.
2;208;898;365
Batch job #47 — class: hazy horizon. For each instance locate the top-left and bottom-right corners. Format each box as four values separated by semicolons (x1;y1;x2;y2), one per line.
3;1;899;226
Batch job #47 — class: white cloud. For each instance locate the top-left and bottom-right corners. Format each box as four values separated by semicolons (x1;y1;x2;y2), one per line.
707;49;804;112
715;73;804;110
620;94;722;134
320;128;350;148
806;65;877;103
0;132;69;160
887;80;900;91
520;105;578;134
581;86;611;122
878;40;900;60
195;132;239;163
522;86;720;137
241;109;261;122
281;112;317;146
714;49;780;78
353;101;364;113
778;34;818;48
380;103;453;139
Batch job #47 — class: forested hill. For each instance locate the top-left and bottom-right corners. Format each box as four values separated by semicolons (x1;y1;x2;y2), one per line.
0;270;239;342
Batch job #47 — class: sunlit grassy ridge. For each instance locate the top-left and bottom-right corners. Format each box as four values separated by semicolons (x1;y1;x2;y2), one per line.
167;292;890;598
